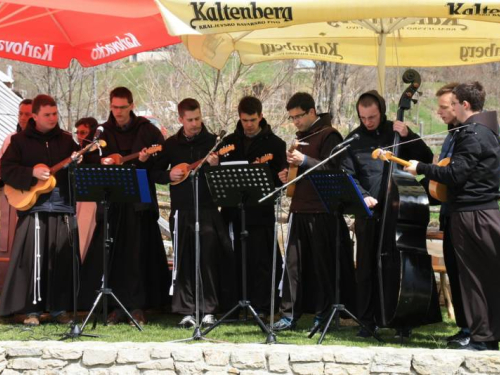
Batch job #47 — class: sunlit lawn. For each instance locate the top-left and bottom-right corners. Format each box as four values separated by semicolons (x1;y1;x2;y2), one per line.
0;309;457;349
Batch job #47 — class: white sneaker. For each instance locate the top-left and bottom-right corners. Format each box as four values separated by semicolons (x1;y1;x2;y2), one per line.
178;315;196;328
202;314;216;327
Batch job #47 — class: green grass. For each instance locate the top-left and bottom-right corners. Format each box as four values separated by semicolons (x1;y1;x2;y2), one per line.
0;309;458;349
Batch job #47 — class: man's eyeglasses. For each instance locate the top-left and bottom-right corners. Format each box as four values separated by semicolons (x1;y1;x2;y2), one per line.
111;104;131;110
75;130;89;136
288;112;308;122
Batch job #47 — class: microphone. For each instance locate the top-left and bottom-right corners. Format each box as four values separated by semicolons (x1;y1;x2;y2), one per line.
217;130;227;141
333;133;360;150
93;126;104;141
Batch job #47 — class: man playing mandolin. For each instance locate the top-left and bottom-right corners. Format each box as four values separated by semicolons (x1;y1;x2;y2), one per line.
151;98;235;329
218;96;287;320
0;94;79;326
79;87;170;326
341;90;433;338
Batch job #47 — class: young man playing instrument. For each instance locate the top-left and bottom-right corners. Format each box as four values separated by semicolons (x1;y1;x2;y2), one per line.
341;90;434;338
0;95;78;326
151;98;235;328
219;96;286;318
273;92;356;332
406;82;500;351
79;87;170;325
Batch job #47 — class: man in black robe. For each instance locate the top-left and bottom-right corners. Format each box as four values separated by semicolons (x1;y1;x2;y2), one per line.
219;96;286;318
151;98;235;328
0;94;78;326
272;92;356;333
80;87;170;325
341;90;435;338
406;81;500;351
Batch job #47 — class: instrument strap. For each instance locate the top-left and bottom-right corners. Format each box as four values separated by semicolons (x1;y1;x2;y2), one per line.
169;210;179;296
33;212;42;304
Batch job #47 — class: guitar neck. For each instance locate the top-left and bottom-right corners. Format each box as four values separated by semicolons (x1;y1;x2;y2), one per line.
188;148;227;171
121;151;141;164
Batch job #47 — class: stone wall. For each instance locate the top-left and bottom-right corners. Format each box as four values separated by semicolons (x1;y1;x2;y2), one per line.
1;341;500;374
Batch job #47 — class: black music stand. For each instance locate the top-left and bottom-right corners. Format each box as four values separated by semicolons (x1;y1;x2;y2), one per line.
75;165;148;332
306;170;382;344
202;164;276;342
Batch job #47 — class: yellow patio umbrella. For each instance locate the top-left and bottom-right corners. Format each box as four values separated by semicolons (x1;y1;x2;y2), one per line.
155;0;500;93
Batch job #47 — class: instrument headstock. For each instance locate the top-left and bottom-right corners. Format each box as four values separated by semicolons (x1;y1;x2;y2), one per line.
146;144;162;156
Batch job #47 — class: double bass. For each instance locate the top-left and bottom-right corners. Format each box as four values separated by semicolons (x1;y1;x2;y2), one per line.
375;70;441;329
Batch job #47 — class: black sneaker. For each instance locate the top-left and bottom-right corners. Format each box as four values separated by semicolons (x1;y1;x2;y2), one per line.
457;340;498;351
272;317;297;331
356;325;378;338
446;329;470;347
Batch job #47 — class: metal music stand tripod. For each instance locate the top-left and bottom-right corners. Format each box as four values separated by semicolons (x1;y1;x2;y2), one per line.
306;170;382;344
202;164;276;342
76;165;150;332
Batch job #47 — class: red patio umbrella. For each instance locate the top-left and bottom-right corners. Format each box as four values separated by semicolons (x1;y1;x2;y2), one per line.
0;0;181;68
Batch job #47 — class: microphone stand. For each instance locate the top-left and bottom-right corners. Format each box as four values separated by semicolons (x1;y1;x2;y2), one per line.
173;134;226;343
60;138;102;340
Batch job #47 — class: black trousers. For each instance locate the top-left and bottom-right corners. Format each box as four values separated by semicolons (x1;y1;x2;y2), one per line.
170;209;236;315
442;216;468;329
451;209;500;342
229;221;282;313
280;213;355;320
354;215;378;326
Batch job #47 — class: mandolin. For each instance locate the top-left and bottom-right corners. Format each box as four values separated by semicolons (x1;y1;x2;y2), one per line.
371;148;448;202
170;144;235;186
105;144;162;165
4;140;107;211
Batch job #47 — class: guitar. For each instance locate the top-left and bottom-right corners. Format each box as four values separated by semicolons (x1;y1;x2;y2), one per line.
371;148;448;202
286;140;299;197
253;153;273;164
428;157;450;202
105;144;162;165
4;140;107;211
170;144;235;186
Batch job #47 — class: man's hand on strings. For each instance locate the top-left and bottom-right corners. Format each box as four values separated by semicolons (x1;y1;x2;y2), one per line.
393;120;409;137
33;165;51;180
101;157;115;165
364;196;378;208
278;168;288;184
404;160;419;176
169;167;184;182
71;151;83;164
287;150;304;166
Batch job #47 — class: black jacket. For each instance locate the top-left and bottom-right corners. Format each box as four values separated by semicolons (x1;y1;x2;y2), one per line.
289;113;344;213
151;125;218;212
100;111;165;215
341;90;433;200
1;119;79;216
417;111;500;212
219;117;287;225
